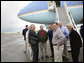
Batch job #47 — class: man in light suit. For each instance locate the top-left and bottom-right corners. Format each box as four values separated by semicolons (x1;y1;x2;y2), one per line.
52;22;65;62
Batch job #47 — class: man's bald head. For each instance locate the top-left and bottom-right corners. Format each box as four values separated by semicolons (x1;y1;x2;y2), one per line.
58;23;62;27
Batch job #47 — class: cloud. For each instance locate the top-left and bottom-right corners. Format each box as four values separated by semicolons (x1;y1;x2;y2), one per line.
1;1;43;33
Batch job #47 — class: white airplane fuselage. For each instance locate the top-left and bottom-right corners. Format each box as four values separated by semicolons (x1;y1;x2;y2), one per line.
18;1;83;25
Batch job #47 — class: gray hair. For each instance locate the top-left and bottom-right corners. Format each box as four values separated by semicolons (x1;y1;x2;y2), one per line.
67;23;73;28
30;24;35;30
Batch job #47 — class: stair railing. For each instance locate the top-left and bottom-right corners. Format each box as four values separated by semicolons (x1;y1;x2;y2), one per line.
64;1;77;30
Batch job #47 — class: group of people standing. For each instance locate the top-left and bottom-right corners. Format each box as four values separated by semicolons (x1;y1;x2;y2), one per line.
22;22;82;62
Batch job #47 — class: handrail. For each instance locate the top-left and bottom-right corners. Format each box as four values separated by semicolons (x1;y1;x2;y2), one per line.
69;12;77;29
64;1;77;30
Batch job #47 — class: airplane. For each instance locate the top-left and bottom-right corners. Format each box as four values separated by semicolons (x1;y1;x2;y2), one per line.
17;1;83;51
17;1;83;26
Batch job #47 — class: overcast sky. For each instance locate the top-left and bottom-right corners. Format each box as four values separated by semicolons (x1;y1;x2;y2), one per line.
1;1;44;33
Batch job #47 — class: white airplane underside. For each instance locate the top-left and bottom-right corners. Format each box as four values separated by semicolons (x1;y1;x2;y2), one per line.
18;1;83;25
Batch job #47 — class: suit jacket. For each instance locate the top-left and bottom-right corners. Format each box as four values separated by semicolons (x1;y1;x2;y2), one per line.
69;29;82;50
52;28;65;45
48;29;53;41
22;28;28;40
29;30;38;45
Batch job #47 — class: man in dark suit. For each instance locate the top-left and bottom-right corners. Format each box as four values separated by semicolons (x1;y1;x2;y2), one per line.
22;25;28;53
67;24;82;62
22;25;28;40
48;24;54;59
29;24;39;62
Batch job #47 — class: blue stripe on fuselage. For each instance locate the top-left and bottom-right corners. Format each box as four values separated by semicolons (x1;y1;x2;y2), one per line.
18;1;48;15
60;1;83;7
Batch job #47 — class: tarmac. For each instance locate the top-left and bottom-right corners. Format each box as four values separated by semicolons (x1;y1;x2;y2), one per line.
1;33;83;62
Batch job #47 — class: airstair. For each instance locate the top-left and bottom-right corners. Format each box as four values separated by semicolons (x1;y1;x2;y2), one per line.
54;1;78;51
48;1;79;51
54;1;77;29
57;7;70;26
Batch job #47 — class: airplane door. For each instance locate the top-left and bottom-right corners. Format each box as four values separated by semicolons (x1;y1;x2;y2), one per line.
55;1;60;7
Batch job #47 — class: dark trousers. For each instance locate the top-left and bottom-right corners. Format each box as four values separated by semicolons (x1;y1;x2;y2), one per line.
31;44;39;62
71;48;80;62
49;40;54;57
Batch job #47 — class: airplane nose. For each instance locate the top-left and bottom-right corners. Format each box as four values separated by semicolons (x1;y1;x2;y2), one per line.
17;9;22;16
17;1;57;24
17;1;48;16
